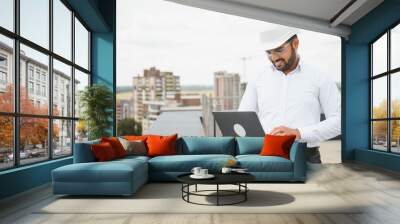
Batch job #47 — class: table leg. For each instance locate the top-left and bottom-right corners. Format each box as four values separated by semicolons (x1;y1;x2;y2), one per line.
187;184;190;202
245;183;247;201
181;184;183;199
217;184;219;206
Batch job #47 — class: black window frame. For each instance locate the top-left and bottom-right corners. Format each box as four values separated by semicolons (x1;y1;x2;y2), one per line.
0;0;92;171
370;21;400;154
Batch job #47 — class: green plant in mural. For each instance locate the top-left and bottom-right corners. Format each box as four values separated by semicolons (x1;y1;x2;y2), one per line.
117;118;142;136
79;84;113;140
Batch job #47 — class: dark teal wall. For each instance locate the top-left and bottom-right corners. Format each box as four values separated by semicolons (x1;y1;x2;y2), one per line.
342;43;370;160
66;0;111;32
343;0;400;171
65;0;117;132
92;32;114;93
90;0;116;135
355;148;400;172
92;32;116;135
0;158;72;199
69;0;116;134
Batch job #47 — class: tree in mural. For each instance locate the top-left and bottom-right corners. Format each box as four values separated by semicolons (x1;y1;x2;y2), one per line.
372;99;400;144
0;116;13;150
0;85;14;150
0;84;59;152
76;119;88;142
391;99;400;143
372;100;388;141
117;118;142;136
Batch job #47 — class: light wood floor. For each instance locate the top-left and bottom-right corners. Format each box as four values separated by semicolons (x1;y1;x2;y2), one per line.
1;162;400;224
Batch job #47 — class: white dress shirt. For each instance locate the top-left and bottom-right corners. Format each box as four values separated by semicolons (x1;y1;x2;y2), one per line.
238;60;341;147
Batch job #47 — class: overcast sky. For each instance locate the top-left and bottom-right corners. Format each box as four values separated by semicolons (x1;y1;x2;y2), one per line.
116;0;341;86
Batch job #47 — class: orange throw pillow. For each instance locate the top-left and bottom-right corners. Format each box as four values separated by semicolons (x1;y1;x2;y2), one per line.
91;142;117;162
101;137;127;158
146;134;178;157
259;134;296;159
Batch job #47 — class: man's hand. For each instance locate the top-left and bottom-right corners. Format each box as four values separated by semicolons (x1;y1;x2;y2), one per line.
269;126;301;139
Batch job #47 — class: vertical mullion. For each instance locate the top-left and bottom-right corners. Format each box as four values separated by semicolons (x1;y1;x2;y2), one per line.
88;31;91;73
48;0;53;160
370;46;373;149
71;11;76;153
388;31;391;152
14;0;20;167
112;0;116;136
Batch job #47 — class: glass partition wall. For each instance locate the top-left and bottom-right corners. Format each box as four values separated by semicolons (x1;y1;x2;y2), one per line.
0;0;91;170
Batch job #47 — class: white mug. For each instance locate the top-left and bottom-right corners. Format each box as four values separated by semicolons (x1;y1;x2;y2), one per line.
221;167;232;174
200;169;208;176
191;167;202;176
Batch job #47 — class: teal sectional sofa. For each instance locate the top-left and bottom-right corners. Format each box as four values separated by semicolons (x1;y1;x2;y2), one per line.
52;137;307;196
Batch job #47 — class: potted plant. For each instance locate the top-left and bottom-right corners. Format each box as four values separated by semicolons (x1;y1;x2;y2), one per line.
79;84;113;140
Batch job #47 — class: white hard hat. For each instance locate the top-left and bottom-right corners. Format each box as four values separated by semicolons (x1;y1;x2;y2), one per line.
260;27;299;51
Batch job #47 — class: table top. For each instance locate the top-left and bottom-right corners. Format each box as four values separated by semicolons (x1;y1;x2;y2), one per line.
177;172;255;185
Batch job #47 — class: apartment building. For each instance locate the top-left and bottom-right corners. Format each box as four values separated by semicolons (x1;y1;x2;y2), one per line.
213;71;241;111
1;42;75;117
132;67;181;131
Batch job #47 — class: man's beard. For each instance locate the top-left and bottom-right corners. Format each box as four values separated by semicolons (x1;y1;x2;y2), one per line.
273;47;297;72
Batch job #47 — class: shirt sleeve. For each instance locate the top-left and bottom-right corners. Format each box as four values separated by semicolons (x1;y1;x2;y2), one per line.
298;77;341;143
238;80;258;112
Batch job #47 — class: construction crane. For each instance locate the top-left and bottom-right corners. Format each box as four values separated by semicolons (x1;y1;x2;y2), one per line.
240;56;253;81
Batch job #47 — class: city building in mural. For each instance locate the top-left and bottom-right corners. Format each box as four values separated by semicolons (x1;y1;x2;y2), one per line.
132;67;181;131
213;71;241;111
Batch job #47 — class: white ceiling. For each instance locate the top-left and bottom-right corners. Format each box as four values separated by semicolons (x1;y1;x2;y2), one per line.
228;0;352;23
165;0;384;38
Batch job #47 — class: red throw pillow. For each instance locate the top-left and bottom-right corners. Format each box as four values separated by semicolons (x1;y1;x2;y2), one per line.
259;134;296;159
91;142;117;161
101;137;127;158
146;134;178;157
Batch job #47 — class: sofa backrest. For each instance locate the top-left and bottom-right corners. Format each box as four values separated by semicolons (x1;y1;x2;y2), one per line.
74;136;270;162
178;136;236;155
235;137;264;155
73;139;100;163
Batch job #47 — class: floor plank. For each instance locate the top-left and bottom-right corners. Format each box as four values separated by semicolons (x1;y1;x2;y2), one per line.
1;162;400;224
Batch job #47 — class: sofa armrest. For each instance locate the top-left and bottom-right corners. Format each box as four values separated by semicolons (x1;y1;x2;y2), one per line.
289;141;307;181
73;140;100;163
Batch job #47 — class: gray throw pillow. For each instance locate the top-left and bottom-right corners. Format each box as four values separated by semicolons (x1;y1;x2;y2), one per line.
118;137;147;156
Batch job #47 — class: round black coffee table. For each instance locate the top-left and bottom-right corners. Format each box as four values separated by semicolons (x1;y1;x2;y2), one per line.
177;173;255;206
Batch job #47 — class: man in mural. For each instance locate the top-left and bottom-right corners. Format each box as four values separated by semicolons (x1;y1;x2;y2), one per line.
239;28;341;163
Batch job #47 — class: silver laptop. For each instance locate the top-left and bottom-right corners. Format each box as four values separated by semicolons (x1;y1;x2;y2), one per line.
212;111;265;137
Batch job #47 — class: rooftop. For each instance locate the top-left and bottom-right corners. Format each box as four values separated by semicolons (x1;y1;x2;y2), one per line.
144;110;204;136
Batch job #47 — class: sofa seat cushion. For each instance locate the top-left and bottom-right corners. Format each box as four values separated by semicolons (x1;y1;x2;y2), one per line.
117;155;150;162
53;159;147;183
149;154;235;172
236;155;293;172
